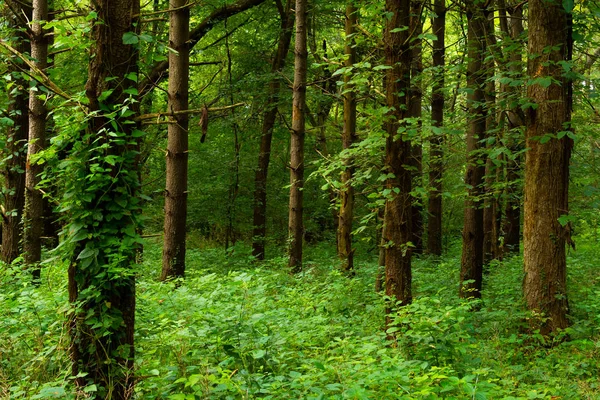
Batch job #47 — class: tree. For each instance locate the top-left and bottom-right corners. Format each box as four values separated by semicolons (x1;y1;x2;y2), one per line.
161;0;190;280
67;0;140;395
1;1;30;265
383;0;413;310
252;0;294;260
288;0;308;273
427;0;445;256
23;0;49;279
459;0;487;299
523;0;573;334
337;3;358;274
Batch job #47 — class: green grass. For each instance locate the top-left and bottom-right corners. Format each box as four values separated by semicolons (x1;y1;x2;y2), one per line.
1;238;599;399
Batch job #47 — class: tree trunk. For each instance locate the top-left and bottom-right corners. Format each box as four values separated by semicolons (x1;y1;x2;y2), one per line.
427;0;445;256
68;0;140;396
337;3;358;274
459;1;487;299
409;0;424;255
24;0;49;280
252;0;294;260
161;0;190;280
523;0;572;335
288;0;308;273
384;0;412;312
1;2;30;265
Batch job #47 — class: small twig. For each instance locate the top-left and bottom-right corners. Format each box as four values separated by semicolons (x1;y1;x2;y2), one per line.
135;103;246;121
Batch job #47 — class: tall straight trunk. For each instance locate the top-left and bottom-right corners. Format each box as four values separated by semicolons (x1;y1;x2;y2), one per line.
68;0;140;396
427;0;445;256
24;0;49;279
337;3;357;274
252;0;294;260
1;3;30;264
384;0;412;311
288;0;308;273
482;9;500;264
523;0;572;334
409;0;424;255
459;1;487;299
161;0;190;280
502;2;524;253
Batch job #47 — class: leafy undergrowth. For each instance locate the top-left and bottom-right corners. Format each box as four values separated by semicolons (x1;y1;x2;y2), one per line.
1;239;599;399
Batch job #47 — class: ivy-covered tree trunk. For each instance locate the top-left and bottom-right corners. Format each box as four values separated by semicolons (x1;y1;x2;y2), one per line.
67;0;141;396
427;0;445;256
1;2;30;265
288;0;308;273
523;0;572;335
383;0;412;311
161;0;190;280
24;0;49;279
337;3;357;274
459;1;487;299
409;0;424;255
251;0;294;260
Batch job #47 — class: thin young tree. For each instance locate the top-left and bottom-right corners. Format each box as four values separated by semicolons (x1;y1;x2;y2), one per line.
161;0;190;280
24;0;49;279
459;0;487;299
288;0;308;272
252;0;294;260
523;0;573;334
67;0;140;395
337;3;358;274
383;0;413;309
427;0;445;256
1;1;30;264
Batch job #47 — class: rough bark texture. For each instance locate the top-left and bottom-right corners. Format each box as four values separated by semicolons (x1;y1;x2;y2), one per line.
409;0;424;255
337;3;358;274
523;0;572;334
251;0;294;260
288;0;308;273
459;1;487;299
24;0;49;278
161;0;190;280
1;3;30;265
384;0;412;311
427;0;445;256
68;0;140;396
502;2;524;254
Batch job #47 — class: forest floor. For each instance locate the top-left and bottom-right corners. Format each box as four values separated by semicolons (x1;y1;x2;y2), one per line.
1;236;600;399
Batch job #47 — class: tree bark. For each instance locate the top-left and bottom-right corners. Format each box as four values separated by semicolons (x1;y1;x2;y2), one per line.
409;0;424;255
288;0;308;273
337;3;358;274
427;0;445;256
161;0;190;280
523;0;572;335
1;2;30;265
68;0;140;396
251;0;294;260
459;1;487;299
384;0;412;312
24;0;49;280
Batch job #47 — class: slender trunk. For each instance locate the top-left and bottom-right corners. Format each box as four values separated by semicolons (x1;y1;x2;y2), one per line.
409;0;424;255
384;0;412;313
459;2;487;299
24;0;49;280
288;0;308;273
161;0;190;280
1;3;31;264
337;3;358;274
252;0;294;260
68;0;140;396
523;0;572;335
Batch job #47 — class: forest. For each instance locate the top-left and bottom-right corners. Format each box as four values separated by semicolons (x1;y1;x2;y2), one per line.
1;0;599;398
